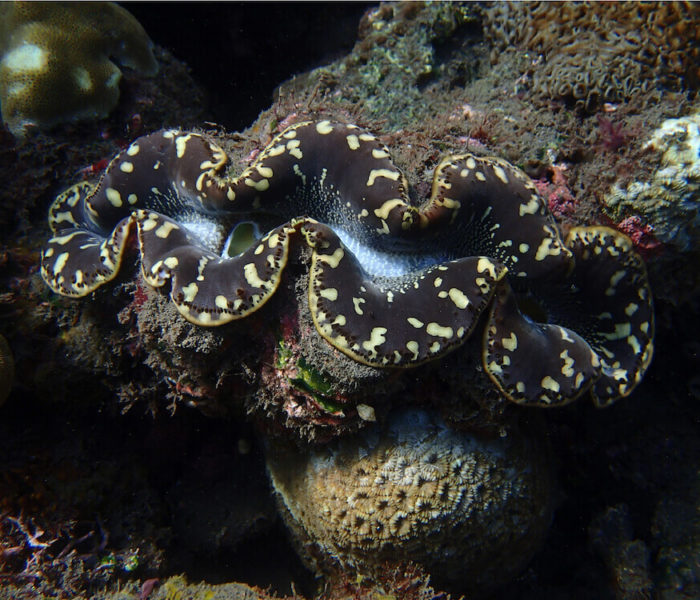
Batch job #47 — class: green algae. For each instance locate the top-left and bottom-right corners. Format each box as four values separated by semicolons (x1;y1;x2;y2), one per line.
276;338;344;414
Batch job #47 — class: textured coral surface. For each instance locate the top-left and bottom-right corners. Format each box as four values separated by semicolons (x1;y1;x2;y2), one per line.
484;1;700;110
0;2;157;136
604;112;700;252
267;408;552;597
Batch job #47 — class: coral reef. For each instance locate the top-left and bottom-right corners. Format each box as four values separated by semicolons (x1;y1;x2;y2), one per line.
266;408;552;598
2;2;695;598
603;112;700;253
0;333;13;405
328;2;480;129
0;2;158;136
40;121;654;408
484;1;700;109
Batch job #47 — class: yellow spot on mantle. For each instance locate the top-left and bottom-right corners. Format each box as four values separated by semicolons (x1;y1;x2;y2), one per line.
362;327;387;353
352;297;365;315
105;187;122;207
492;164;509;184
319;247;344;268
181;282;199;303
319;287;338;301
316;121;333;135
476;257;499;279
541;376;560;393
367;169;400;187
244;263;267;289
426;322;453;339
501;332;517;351
519;195;540;216
372;148;390;159
53;252;69;275
155;221;179;238
373;198;404;220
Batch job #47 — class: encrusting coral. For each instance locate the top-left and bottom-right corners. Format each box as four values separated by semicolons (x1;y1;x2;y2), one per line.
483;1;700;109
39;120;654;408
266;408;553;597
0;1;158;136
604;112;700;254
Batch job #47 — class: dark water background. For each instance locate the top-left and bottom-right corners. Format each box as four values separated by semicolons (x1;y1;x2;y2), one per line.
125;2;373;131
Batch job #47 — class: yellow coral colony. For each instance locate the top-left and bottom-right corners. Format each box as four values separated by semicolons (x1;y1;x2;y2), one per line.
0;2;158;136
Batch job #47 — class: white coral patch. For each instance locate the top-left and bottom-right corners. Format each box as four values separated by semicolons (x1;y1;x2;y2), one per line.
3;43;48;72
73;67;93;92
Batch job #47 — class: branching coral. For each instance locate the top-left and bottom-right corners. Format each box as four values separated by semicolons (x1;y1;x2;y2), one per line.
40;121;654;407
0;1;158;136
483;1;700;109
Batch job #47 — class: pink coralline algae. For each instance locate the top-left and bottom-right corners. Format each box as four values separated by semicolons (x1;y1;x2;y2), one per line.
597;115;629;152
614;216;663;259
534;164;578;219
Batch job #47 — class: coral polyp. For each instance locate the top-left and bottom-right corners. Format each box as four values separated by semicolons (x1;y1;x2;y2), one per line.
266;408;553;597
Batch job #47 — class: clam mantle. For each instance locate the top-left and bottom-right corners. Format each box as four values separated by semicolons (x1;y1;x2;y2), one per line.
41;120;654;407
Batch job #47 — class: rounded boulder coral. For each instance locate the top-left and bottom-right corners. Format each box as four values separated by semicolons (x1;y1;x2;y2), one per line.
0;2;158;136
266;408;553;596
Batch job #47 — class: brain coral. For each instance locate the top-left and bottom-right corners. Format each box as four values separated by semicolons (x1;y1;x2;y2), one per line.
604;112;700;253
484;1;700;109
0;1;158;136
266;408;552;596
